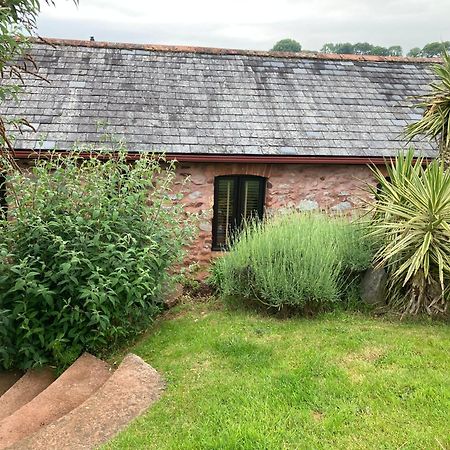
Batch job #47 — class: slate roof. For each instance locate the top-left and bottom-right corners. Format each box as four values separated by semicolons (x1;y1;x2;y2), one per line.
1;39;439;158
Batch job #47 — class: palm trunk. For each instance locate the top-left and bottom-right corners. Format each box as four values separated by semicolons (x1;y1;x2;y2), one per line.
440;134;450;169
442;147;450;168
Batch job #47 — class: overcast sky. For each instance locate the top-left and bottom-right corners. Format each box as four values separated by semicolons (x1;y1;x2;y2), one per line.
37;0;450;53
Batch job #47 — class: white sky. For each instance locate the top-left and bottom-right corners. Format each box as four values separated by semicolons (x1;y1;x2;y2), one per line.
37;0;450;52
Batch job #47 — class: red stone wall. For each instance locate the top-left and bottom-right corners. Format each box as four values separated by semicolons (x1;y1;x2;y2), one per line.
12;159;377;272
173;162;377;268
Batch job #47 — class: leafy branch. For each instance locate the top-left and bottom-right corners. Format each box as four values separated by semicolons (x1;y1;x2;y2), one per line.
0;1;78;170
405;51;450;166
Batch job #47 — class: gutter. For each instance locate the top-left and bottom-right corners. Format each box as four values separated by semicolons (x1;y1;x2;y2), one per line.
12;150;430;165
163;154;395;165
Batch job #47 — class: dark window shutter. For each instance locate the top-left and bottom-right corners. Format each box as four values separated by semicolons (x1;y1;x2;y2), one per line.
213;177;236;248
239;178;265;223
212;175;265;250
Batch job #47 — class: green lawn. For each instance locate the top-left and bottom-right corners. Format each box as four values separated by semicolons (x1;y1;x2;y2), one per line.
104;298;450;450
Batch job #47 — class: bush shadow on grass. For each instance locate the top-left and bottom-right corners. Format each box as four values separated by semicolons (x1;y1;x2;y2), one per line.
220;293;341;320
221;293;450;324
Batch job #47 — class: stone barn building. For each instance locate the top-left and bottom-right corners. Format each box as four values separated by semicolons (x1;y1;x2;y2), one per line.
1;39;437;266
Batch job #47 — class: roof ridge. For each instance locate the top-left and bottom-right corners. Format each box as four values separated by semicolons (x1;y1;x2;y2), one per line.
33;37;440;64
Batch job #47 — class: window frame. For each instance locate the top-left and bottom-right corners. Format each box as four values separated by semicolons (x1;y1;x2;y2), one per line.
212;174;266;251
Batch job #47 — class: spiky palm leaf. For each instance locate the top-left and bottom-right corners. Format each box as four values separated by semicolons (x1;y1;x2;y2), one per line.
405;51;450;166
369;150;450;315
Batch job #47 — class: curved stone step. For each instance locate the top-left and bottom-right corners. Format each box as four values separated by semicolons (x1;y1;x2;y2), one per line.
11;354;165;450
0;372;22;397
0;353;111;450
0;368;56;421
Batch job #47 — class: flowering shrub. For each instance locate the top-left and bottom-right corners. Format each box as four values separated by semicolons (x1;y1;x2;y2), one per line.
0;148;193;369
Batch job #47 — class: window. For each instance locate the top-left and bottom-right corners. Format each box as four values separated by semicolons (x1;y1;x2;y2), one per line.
0;174;6;220
212;175;266;250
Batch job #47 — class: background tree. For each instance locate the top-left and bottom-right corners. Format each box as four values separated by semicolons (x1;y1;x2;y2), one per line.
407;47;422;57
421;41;450;58
388;45;403;57
407;42;450;58
271;38;302;52
371;46;389;56
321;42;402;56
320;43;336;53
321;42;354;54
405;51;450;166
353;42;373;54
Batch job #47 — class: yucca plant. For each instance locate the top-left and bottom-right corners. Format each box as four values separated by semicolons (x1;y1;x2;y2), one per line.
405;51;450;166
369;150;450;315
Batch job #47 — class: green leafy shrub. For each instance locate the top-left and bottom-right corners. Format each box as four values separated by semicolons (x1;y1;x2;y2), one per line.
0;149;193;370
369;149;450;315
211;212;372;311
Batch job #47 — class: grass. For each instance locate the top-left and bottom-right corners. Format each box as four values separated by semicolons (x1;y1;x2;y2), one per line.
104;298;450;450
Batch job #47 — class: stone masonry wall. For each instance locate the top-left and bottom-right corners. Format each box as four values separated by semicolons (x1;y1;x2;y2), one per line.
173;162;377;269
12;159;377;274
